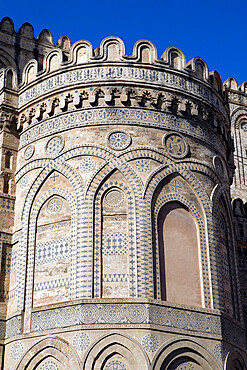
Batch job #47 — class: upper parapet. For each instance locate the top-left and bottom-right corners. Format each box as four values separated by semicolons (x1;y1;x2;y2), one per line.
224;77;247;107
18;36;223;91
0;17;56;81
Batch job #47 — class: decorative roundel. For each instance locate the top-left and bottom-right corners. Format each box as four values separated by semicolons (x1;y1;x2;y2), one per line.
175;362;196;370
10;341;23;360
20;175;29;188
102;304;123;323
241;122;247;131
104;189;125;207
105;360;127;370
126;304;147;323
163;132;188;158
24;145;34;160
79;157;95;172
106;130;131;150
170;308;188;329
135;159;150;173
40;360;59;370
72;332;90;351
213;155;224;177
142;334;159;352
46;197;63;214
214;343;228;361
45;135;64;156
80;304;99;324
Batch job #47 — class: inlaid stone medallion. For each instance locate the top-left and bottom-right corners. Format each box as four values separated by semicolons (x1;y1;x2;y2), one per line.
163;132;188;158
72;332;90;351
135;159;150;172
79;157;95;172
24;144;34;160
142;334;159;352
45;135;64;156
10;341;23;360
46;197;63;214
106;130;131;150
175;363;196;370
40;360;59;370
20;175;29;188
105;360;127;370
104;188;125;207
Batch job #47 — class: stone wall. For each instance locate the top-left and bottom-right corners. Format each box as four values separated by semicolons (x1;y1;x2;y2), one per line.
0;19;246;369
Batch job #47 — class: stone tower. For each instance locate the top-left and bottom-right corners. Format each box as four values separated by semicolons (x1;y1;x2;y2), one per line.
0;17;246;369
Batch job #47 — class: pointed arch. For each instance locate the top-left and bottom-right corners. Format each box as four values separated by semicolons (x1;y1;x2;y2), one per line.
225;349;247;370
151;337;221;370
147;166;213;307
82;332;149;370
93;171;137;298
16;336;80;370
157;200;202;306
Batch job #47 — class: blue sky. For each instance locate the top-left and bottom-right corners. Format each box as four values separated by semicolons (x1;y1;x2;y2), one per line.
1;0;246;85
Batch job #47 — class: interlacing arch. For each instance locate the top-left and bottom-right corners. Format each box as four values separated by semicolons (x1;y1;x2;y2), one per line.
151;337;221;370
23;187;76;311
16;336;80;370
225;349;247;370
82;332;150;370
211;186;241;319
17;162;83;309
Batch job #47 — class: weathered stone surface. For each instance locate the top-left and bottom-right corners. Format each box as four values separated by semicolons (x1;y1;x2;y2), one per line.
0;17;246;370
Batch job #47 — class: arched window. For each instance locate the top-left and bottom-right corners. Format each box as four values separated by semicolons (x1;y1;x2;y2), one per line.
101;187;129;298
33;195;71;307
158;201;202;307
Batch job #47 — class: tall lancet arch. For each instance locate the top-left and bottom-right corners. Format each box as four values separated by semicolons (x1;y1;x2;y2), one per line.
33;195;72;307
158;201;202;307
101;187;129;298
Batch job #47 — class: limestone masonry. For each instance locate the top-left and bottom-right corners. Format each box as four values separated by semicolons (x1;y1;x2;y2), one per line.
0;16;246;369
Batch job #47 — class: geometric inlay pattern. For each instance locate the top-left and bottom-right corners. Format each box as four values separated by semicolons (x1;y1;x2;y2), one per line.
169;179;182;193
72;332;90;351
102;233;128;255
135;159;150;172
175;363;195;370
35;237;71;265
24;144;35;160
46;197;63;214
106;130;131;150
10;341;23;360
105;360;127;370
40;361;59;370
79;157;95;172
20;175;29;188
163;132;188;158
142;334;159;352
45;135;64;156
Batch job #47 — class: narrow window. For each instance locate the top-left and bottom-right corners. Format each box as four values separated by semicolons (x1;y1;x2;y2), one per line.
5;151;11;169
3;176;9;194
